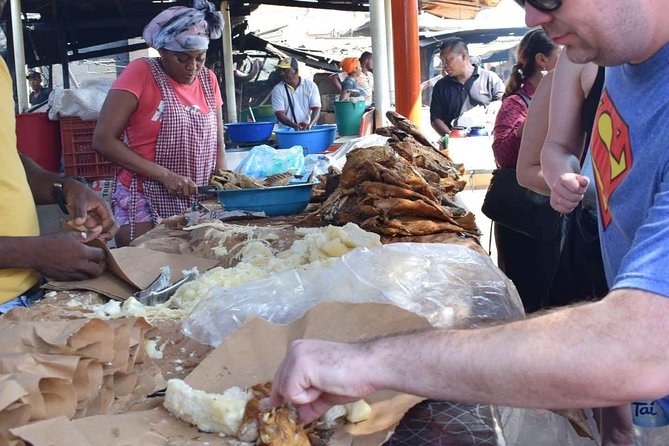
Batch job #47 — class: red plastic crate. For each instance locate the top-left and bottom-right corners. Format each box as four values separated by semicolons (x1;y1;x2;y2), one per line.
60;117;117;181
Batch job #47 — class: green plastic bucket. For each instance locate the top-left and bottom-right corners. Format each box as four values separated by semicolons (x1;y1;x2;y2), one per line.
240;105;276;123
333;100;366;136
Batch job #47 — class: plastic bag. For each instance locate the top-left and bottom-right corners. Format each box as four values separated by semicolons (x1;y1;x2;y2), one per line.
48;78;114;121
498;407;599;446
183;243;524;347
328;134;389;171
235;144;304;178
302;154;331;178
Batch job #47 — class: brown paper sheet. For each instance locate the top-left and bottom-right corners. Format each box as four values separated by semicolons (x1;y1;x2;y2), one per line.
0;316;156;435
72;359;103;412
12;408;225;446
42;271;137;301
44;247;219;300
0;374;77;421
11;416;93;446
0;319;114;363
109;247;219;290
11;302;430;446
187;301;431;446
0;353;79;380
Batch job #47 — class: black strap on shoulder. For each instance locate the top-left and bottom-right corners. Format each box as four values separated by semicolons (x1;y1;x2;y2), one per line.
284;83;298;124
515;92;531;107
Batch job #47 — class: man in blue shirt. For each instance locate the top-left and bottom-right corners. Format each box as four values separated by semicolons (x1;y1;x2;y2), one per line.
270;2;669;445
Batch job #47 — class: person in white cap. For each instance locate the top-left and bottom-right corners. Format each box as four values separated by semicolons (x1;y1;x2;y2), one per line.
271;57;321;130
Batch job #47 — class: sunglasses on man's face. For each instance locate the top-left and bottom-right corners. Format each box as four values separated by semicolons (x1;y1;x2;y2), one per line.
513;0;562;12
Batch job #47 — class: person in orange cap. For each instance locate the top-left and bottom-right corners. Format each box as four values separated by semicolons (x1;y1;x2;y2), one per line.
339;57;371;105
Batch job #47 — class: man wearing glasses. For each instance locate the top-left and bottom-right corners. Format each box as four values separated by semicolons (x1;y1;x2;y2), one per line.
271;1;669;443
429;37;505;137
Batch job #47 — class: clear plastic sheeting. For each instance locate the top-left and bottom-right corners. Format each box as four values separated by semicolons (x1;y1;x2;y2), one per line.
497;407;599;446
234;145;305;178
48;78;114;121
327;134;390;171
183;243;524;347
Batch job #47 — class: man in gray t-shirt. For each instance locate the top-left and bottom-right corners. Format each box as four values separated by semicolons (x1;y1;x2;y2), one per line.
429;38;504;136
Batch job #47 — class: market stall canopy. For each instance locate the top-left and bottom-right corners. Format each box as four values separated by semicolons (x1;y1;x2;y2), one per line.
4;0;505;67
421;0;501;20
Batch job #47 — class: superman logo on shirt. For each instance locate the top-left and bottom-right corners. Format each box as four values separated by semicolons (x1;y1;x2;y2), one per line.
591;90;633;230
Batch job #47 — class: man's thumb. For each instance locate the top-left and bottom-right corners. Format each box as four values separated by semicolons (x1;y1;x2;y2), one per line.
577;175;590;189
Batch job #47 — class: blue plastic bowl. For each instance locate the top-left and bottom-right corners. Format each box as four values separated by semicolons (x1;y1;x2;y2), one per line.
225;122;274;144
216;182;314;216
274;124;337;154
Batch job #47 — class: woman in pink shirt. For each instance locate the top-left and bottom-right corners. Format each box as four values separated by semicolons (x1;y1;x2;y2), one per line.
93;0;226;246
490;28;560;313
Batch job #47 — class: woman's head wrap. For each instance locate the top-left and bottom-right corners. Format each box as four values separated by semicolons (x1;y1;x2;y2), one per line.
143;0;224;52
340;57;360;75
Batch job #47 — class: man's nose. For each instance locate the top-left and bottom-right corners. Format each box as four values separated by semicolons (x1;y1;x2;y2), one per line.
524;4;552;28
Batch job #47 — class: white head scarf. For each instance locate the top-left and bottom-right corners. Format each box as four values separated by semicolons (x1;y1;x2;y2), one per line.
143;0;224;52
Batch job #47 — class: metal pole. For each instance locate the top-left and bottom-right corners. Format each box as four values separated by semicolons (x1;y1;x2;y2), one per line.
10;0;28;112
369;0;390;128
384;0;395;105
220;1;237;123
390;0;421;125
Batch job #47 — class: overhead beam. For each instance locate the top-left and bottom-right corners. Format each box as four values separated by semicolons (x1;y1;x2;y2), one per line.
242;0;369;12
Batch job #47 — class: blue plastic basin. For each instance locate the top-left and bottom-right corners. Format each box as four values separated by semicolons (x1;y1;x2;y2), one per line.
225;122;274;144
274;124;337;154
216;182;314;216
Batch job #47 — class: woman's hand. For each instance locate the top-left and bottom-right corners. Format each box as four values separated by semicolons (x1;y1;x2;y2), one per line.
550;173;589;214
159;170;197;196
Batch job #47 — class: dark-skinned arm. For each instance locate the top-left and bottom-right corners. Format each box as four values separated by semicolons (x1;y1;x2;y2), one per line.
0;233;106;281
92;89;196;196
19;155;118;240
307;107;321;130
274;111;300;130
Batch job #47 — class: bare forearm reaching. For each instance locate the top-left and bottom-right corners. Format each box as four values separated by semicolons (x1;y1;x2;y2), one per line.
431;118;450;137
271;290;669;424
20;154;62;204
274;111;299;130
20;155;117;240
308;108;321;130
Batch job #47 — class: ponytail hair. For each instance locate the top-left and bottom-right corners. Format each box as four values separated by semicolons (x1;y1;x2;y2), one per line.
503;28;557;99
504;63;525;99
